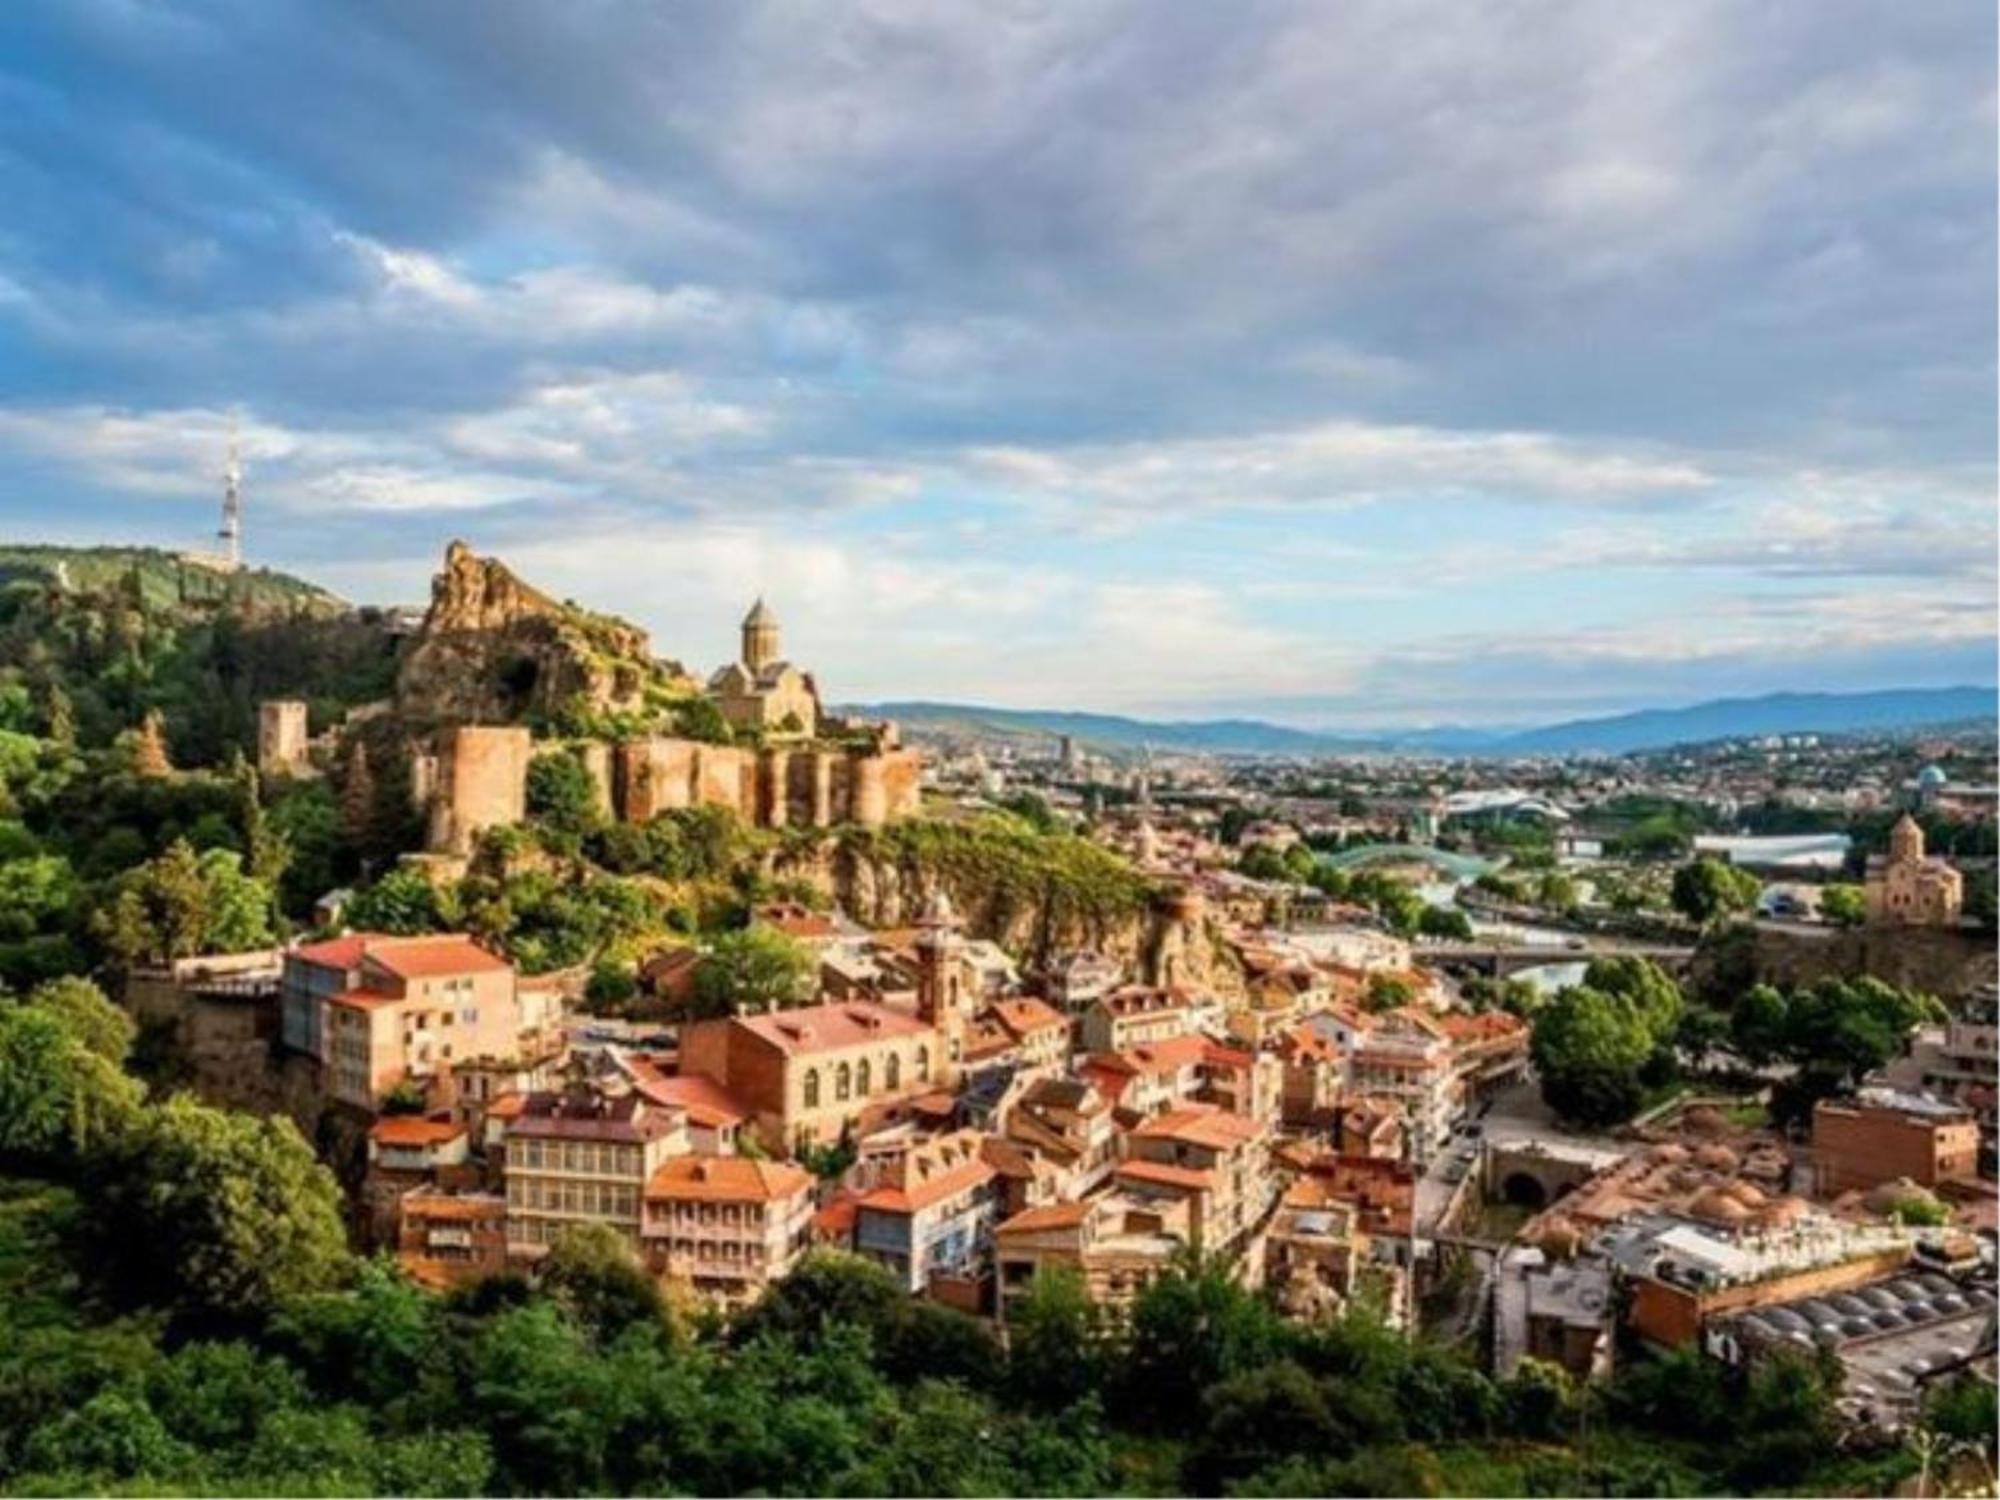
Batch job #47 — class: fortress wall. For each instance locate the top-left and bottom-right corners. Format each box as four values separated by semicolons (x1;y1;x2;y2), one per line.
849;756;889;828
428;725;531;853
611;734;922;832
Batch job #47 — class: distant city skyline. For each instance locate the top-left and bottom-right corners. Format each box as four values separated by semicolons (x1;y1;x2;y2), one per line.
0;3;1992;728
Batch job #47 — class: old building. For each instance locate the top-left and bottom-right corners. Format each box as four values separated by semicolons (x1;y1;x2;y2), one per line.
502;1089;689;1255
994;1194;1190;1323
1865;815;1963;927
1002;1076;1120;1198
1813;1090;1981;1197
1116;1105;1275;1257
853;1129;1000;1294
709;599;822;738
641;1155;816;1306
280;933;550;1111
395;1190;510;1291
1079;986;1194;1054
679;1000;944;1154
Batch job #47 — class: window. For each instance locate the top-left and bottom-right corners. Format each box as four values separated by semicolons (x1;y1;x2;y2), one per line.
836;1062;852;1102
803;1069;820;1109
856;1058;871;1096
885;1053;901;1090
915;1046;930;1082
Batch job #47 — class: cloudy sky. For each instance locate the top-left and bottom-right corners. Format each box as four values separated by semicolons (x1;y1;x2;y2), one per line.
0;2;1993;727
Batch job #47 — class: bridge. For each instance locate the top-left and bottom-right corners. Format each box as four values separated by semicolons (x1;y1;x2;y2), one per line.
1421;939;1697;978
1318;843;1501;881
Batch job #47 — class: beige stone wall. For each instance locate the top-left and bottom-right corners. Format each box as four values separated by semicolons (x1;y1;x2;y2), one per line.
258;700;311;778
427;726;532;854
611;735;921;833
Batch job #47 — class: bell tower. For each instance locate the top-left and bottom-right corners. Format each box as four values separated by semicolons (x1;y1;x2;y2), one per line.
915;888;969;1071
742;598;781;675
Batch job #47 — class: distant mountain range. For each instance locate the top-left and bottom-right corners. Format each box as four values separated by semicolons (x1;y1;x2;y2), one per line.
847;686;1997;759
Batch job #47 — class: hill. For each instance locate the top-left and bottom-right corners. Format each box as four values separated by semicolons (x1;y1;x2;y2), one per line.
1491;686;1997;756
850;687;1996;760
0;544;345;616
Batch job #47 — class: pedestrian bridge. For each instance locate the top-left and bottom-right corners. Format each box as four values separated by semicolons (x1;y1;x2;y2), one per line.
1318;843;1500;881
1422;939;1696;978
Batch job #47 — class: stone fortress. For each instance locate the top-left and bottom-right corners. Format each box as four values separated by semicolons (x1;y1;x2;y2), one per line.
254;544;922;859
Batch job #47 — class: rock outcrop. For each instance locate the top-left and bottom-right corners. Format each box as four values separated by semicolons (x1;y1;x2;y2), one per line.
394;541;690;725
771;830;1246;999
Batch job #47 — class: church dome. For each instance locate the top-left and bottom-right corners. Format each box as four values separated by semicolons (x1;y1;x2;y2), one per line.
743;597;778;628
1917;764;1948;789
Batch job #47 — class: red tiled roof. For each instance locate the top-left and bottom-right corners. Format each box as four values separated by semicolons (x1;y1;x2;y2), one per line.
734;1001;932;1055
293;932;510;980
622;1057;750;1128
1091;1033;1211;1076
645;1155;813;1204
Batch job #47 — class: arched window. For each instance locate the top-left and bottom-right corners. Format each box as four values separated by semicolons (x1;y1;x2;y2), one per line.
915;1046;931;1083
836;1061;852;1102
802;1068;820;1109
856;1058;872;1096
885;1053;901;1091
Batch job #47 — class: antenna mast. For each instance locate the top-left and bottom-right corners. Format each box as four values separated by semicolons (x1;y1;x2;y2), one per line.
218;417;243;570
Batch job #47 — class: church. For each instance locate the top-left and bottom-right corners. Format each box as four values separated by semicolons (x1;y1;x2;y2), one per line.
708;599;822;738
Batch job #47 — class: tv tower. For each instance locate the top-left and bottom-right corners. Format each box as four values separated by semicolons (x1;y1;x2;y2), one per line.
217;418;243;570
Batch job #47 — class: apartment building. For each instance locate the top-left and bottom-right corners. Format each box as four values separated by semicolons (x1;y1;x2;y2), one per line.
641;1156;816;1307
503;1090;688;1255
853;1129;1000;1293
281;933;545;1111
1115;1105;1275;1256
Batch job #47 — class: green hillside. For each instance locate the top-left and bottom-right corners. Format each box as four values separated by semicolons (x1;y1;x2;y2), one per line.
0;544;345;616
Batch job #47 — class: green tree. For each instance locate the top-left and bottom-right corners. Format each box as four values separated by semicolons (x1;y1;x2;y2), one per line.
344;867;445;936
0;1003;144;1166
79;1094;354;1327
526;749;603;845
1006;1264;1107;1412
1671;856;1760;926
25;976;133;1064
1729;983;1791;1066
1530;985;1653;1126
1819;882;1865;928
538;1222;672;1347
691;925;814;1017
1417;905;1473;941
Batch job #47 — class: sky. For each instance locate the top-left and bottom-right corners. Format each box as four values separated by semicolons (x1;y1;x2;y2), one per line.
0;1;1993;729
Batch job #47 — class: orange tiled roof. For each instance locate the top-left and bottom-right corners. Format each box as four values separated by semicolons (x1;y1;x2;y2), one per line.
1130;1105;1263;1150
857;1130;995;1214
371;1115;466;1148
1117;1158;1215;1192
645;1155;813;1204
992;997;1067;1039
996;1201;1093;1235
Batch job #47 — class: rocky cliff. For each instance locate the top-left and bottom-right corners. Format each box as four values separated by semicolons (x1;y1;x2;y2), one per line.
394;541;692;726
771;820;1247;999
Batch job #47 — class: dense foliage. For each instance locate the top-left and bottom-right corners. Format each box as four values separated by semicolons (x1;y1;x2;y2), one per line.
0;1164;1928;1498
